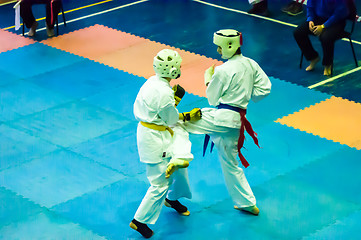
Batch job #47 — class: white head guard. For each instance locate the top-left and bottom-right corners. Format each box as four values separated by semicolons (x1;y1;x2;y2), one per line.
213;29;242;59
153;49;182;79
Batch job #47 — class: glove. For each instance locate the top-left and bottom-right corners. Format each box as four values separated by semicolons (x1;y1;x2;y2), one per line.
172;84;185;107
204;64;215;87
180;108;202;122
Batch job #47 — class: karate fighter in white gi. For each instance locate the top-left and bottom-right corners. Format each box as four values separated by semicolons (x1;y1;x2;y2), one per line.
130;49;202;238
171;29;271;215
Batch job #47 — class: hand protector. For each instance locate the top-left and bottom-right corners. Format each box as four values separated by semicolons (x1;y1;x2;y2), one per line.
172;84;185;107
180;108;202;122
204;64;215;86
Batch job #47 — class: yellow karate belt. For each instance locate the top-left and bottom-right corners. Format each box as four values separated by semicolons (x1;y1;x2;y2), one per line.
140;121;174;137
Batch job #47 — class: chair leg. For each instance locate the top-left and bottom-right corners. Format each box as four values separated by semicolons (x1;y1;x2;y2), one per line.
56;16;59;36
61;5;66;26
331;65;334;76
300;53;303;69
55;2;65;36
349;38;359;67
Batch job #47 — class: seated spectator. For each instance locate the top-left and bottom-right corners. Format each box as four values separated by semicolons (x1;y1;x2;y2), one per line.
20;0;61;37
293;0;350;76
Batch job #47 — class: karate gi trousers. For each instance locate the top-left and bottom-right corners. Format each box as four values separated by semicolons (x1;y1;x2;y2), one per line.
173;108;256;208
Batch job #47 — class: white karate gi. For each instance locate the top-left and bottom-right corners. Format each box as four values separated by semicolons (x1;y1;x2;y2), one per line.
174;54;271;208
133;75;192;224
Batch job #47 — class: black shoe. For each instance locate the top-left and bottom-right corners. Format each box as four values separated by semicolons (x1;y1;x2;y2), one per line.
287;3;303;16
281;1;295;13
164;198;190;216
248;1;269;16
129;219;153;238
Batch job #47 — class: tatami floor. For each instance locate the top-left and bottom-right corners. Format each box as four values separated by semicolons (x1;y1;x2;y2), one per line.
1;0;361;239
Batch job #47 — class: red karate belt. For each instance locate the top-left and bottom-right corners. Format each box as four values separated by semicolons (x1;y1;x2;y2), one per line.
237;108;260;168
203;103;260;168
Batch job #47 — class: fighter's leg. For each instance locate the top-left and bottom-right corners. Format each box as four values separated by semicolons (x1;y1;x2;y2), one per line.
167;110;228;178
166;123;192;178
131;160;171;237
212;133;258;214
165;168;192;216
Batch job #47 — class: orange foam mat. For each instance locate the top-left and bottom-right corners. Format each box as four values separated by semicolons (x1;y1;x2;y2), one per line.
98;41;220;96
42;25;147;60
41;24;221;97
276;96;361;150
0;29;35;53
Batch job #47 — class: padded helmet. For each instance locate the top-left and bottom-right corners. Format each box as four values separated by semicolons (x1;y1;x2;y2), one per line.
153;49;182;79
213;29;242;59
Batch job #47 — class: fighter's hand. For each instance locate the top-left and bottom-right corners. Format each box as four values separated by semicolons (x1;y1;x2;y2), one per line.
172;84;185;107
180;108;202;122
204;64;215;87
189;108;202;121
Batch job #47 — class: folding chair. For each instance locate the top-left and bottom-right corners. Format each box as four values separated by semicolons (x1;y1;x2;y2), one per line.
299;1;359;75
22;0;66;36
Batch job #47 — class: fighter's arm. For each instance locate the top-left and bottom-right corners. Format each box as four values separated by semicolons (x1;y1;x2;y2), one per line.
158;102;180;126
251;62;271;102
206;68;226;106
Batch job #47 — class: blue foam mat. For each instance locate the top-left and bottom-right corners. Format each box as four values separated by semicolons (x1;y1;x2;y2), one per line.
247;175;360;239
0;80;73;122
51;178;149;240
0;150;125;208
304;210;361;240
0;43;84;79
287;146;361;203
0;69;20;87
83;76;146;117
0;124;59;171
69;125;146;178
27;59;138;100
0;187;43;228
9;101;133;148
242;122;343;186
0;212;106;240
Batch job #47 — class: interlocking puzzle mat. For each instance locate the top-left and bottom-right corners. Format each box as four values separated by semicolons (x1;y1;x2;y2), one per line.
1;25;361;239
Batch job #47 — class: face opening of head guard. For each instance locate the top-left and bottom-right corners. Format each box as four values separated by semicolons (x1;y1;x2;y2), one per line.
153;49;182;79
213;29;242;59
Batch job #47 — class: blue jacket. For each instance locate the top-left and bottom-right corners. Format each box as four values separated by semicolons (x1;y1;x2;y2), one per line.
307;0;349;28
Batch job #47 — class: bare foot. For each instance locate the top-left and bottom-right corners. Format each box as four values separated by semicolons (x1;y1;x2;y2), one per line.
234;205;260;215
165;159;189;178
306;57;320;71
324;65;332;76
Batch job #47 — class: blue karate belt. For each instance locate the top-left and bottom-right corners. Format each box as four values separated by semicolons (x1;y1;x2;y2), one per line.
203;103;244;157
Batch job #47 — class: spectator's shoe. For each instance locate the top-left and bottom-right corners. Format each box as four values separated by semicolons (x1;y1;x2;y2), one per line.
281;1;294;13
234;205;260;216
28;21;38;37
129;219;153;238
46;24;55;37
287;2;303;16
165;198;190;216
248;1;269;16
